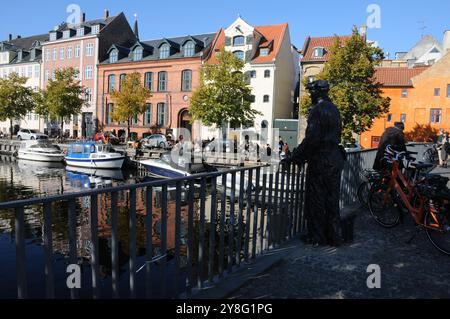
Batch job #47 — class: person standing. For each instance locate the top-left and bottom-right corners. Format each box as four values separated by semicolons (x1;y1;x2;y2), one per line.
437;129;448;167
289;80;346;247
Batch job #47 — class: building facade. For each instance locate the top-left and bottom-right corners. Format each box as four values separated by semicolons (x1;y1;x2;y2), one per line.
0;34;48;135
97;32;216;140
203;18;298;144
40;10;136;138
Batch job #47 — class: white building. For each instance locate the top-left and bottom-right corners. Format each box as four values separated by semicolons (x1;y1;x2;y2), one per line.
201;18;299;145
0;34;48;135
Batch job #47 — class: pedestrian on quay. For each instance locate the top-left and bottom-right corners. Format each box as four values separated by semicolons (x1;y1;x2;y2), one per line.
285;80;346;247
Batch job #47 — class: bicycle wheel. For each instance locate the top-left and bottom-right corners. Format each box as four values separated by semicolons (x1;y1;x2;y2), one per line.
423;148;439;165
425;204;450;255
357;181;371;209
368;184;401;228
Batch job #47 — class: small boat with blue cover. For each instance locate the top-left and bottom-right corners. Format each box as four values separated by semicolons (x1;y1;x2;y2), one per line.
65;142;125;169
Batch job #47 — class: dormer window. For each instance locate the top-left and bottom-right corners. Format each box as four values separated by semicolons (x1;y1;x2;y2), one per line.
133;47;143;61
160;44;170;59
17;51;23;62
260;48;269;56
184;41;195;57
92;25;101;35
77;28;85;37
49;32;57;41
109;49;118;63
63;30;71;39
233;50;245;61
313;47;325;58
233;36;245;46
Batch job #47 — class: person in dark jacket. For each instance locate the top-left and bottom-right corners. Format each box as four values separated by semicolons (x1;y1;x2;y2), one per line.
373;122;407;171
289;80;346;247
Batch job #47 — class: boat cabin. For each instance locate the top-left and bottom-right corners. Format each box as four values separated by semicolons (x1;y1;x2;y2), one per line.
67;142;113;159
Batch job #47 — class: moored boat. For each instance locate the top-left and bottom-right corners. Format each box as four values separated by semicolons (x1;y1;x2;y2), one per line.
16;140;65;162
65;142;125;169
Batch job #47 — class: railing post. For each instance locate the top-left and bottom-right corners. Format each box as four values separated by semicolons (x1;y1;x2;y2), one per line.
90;195;100;299
236;171;245;266
68;199;78;299
244;169;253;262
252;167;260;259
129;189;137;299
260;166;267;254
174;181;182;297
218;174;227;278
160;185;168;298
43;203;55;299
111;192;119;299
198;178;207;288
186;180;195;297
208;177;217;283
267;165;274;250
228;172;236;273
15;207;27;299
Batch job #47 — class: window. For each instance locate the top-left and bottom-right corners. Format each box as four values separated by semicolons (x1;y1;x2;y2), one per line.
250;70;256;78
86;43;94;57
27;66;32;78
85;88;92;102
233;36;245;46
108;74;116;92
260;48;269;56
85;66;93;79
67;46;73;59
233;50;245;61
46;49;50;62
263;95;270;103
181;70;192;91
401;88;408;98
144;72;153;90
250;95;256;103
264;70;271;78
157;103;166;126
400;114;406;123
159;44;170;59
74;67;80;80
447;84;450;98
109;50;118;63
75;45;80;58
63;30;71;39
132;114;139;125
430;109;442;124
53;48;57;61
313;47;325;58
387;114;392;122
60;48;65;60
144;104;152;125
45;70;49;82
158;72;168;92
92;25;100;34
184;41;195;57
35;65;40;78
133;47;143;61
77;28;85;37
106;104;114;124
118;74;126;91
49;32;57;41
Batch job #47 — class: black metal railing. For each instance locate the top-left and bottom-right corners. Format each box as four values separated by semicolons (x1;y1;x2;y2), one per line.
0;162;306;299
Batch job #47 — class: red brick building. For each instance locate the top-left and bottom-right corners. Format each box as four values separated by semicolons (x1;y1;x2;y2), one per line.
97;32;216;140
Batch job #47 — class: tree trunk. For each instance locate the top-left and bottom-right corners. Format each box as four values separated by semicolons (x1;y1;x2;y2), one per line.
127;119;131;142
60;117;64;139
9;119;13;140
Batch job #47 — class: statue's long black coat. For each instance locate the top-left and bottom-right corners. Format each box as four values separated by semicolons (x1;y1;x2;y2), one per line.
292;97;345;246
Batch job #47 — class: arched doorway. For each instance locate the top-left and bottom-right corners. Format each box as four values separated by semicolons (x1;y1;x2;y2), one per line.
178;109;192;135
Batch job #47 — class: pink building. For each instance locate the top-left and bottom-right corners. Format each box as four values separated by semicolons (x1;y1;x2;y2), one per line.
40;10;136;138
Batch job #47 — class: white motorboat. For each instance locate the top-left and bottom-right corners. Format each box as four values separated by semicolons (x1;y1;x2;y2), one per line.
65;142;125;169
17;140;65;162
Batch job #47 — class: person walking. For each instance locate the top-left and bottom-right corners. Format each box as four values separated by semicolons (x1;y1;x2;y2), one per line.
288;80;346;247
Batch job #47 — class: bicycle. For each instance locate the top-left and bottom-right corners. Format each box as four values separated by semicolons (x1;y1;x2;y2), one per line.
368;146;450;255
357;169;383;209
423;143;440;165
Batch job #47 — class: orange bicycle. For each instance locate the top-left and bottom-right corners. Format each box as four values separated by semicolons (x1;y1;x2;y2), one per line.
368;146;450;255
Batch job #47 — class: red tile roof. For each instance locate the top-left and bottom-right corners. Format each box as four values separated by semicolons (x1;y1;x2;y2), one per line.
301;35;351;62
205;23;288;64
374;66;429;87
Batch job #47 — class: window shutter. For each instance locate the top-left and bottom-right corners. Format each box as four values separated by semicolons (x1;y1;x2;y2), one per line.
246;35;253;45
225;37;232;46
245;51;252;63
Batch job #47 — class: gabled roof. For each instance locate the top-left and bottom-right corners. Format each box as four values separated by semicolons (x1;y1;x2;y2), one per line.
205;23;289;64
401;35;443;61
3;34;48;51
374;66;429;87
58;15;116;32
301;35;351;62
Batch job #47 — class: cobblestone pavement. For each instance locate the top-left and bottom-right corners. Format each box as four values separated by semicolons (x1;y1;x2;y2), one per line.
228;207;450;299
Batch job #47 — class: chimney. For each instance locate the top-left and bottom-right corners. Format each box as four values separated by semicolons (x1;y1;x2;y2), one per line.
444;30;450;52
16;35;21;39
104;9;109;19
360;25;367;40
8;34;12;41
81;12;86;23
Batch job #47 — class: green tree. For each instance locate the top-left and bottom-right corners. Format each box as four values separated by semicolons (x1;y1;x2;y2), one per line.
36;68;86;137
110;72;152;140
301;27;391;143
0;73;38;138
190;48;260;129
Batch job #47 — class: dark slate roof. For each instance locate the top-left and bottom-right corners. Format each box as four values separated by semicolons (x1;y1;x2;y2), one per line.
101;33;216;64
3;34;48;51
9;49;43;65
55;16;117;32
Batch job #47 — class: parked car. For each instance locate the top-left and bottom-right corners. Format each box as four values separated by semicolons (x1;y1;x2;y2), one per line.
17;129;48;141
141;134;169;149
344;143;363;153
93;132;120;145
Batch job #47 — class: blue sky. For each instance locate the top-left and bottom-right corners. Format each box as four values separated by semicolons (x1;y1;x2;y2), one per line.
2;0;449;56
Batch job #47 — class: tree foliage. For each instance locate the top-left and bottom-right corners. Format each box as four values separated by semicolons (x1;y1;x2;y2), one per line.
36;68;86;120
0;73;38;136
301;27;391;143
404;124;439;143
190;48;260;129
110;72;152;139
